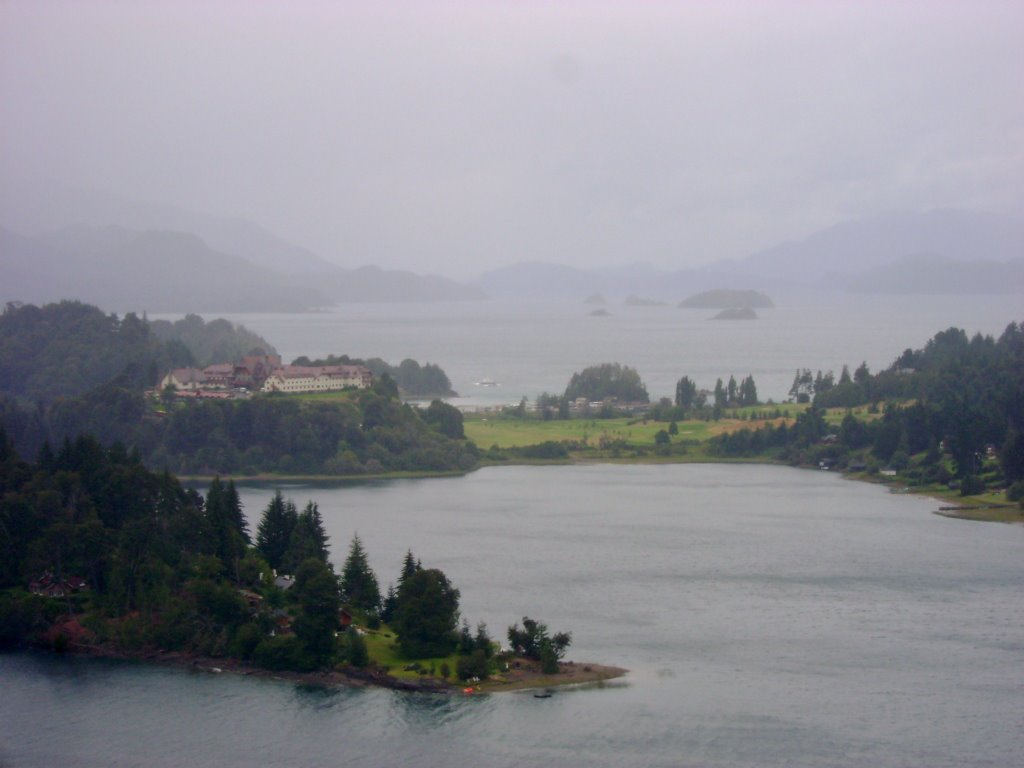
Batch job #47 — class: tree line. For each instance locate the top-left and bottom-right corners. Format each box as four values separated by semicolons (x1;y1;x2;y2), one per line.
0;301;476;478
709;322;1024;496
0;430;560;679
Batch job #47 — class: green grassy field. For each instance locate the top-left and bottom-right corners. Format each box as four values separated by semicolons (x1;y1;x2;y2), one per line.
464;414;793;449
361;627;462;682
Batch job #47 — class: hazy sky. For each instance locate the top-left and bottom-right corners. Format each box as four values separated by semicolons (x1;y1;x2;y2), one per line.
2;1;1022;278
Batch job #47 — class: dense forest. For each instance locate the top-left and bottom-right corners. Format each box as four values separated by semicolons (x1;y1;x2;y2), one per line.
709;323;1024;495
0;430;504;678
0;301;191;402
0;302;476;477
149;313;277;367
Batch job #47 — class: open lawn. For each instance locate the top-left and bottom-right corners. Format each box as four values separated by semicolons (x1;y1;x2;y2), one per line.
464;414;794;450
361;627;461;683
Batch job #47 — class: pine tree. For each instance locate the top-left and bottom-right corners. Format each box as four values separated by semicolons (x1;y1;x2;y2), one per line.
282;501;330;572
675;376;697;410
713;378;727;409
393;567;460;658
381;583;398;623
340;534;381;613
255;491;298;571
225;480;250;545
398;549;418;590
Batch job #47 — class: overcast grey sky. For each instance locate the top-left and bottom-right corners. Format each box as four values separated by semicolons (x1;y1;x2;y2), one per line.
2;1;1022;278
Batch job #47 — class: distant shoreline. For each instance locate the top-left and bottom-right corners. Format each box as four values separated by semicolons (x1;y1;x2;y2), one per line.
187;456;1023;525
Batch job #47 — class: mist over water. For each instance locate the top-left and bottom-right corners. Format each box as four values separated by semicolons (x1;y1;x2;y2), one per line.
4;464;1022;767
179;293;1023;405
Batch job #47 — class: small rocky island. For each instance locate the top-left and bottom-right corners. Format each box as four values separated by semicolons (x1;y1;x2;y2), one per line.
679;289;774;309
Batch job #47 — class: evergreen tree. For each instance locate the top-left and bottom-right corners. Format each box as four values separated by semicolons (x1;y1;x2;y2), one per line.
340;534;381;613
291;557;341;670
458;619;474;654
713;378;727;409
393;567;460;658
381;583;398;623
675;376;697;410
282;502;330;573
398;548;419;591
474;622;494;658
1001;427;1024;483
255;491;298;571
224;480;249;545
739;375;758;407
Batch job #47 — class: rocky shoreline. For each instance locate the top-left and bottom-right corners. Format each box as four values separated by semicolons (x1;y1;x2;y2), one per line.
33;625;626;695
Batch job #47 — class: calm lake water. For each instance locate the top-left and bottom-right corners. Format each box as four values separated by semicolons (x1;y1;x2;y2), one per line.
172;293;1024;405
3;464;1023;767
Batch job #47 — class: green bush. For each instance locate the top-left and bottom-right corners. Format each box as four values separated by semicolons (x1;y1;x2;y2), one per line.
253;635;303;670
960;474;985;496
229;623;264;661
1006;481;1024;502
456;649;489;681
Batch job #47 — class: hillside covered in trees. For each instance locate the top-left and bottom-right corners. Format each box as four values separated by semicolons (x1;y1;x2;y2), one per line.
0;302;477;478
0;431;504;681
149;314;278;367
710;322;1024;496
0;301;191;403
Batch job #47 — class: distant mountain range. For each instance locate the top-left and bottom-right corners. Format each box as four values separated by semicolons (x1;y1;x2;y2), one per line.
477;209;1024;300
0;179;481;311
0;225;331;313
3;174;1020;310
729;208;1024;287
0;176;334;275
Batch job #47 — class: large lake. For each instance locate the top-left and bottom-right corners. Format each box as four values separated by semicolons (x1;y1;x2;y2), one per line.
155;293;1022;406
3;464;1022;767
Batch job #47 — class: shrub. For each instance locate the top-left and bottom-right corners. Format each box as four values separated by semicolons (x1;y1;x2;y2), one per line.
456;649;489;681
253;635;302;670
1006;481;1024;502
960;474;985;496
345;627;369;668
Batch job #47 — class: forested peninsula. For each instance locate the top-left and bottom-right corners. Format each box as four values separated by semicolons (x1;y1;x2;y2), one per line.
0;430;622;691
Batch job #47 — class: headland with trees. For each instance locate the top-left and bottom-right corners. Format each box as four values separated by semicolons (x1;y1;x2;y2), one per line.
0;433;622;691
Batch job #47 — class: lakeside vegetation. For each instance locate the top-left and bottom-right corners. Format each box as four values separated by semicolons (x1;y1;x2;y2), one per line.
0;431;604;690
0;301;1020;524
0;301;476;478
465;323;1024;522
